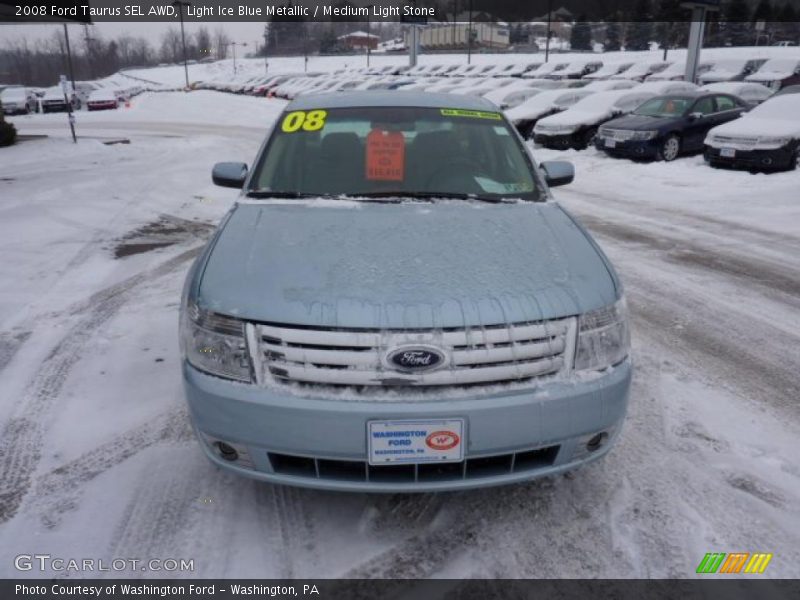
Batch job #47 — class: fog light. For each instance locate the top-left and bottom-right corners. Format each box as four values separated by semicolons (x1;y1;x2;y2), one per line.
216;441;239;461
586;433;608;453
762;157;773;165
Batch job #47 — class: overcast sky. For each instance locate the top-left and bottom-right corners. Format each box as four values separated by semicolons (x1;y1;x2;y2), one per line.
1;22;269;49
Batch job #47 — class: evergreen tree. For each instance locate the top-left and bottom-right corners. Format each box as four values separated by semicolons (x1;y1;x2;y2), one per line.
570;15;593;51
777;2;799;42
605;20;622;51
725;0;753;46
655;0;690;50
752;0;773;23
626;0;653;51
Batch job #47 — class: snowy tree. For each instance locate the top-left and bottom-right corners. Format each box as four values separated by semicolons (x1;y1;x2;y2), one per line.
605;20;622;51
570;15;593;51
626;0;653;51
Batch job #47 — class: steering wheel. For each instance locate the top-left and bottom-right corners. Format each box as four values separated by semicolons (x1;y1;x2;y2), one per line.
423;157;489;190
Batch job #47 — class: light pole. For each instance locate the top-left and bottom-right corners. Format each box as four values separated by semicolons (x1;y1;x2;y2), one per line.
62;24;76;89
264;23;269;73
172;1;191;89
467;0;473;64
228;41;239;74
545;0;552;63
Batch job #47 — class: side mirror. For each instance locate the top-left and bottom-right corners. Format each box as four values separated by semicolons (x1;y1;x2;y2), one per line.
212;162;248;189
688;112;703;121
540;160;575;188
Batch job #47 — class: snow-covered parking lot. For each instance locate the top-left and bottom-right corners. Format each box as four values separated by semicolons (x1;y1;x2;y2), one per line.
1;90;799;579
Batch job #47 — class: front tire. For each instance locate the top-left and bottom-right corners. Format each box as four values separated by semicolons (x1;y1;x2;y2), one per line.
659;134;680;161
579;127;597;150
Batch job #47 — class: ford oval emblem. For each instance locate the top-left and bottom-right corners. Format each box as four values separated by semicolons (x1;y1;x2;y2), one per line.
385;345;447;373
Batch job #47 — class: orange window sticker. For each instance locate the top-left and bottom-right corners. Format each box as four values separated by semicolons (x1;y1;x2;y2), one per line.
365;129;405;181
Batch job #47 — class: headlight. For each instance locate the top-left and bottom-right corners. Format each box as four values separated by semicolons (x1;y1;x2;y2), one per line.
755;136;791;149
630;130;658;141
181;301;252;382
574;297;630;371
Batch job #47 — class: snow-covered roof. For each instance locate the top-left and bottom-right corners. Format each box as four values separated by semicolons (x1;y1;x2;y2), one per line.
338;31;379;40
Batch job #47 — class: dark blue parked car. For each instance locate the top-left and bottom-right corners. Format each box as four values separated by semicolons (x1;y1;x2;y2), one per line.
595;93;748;161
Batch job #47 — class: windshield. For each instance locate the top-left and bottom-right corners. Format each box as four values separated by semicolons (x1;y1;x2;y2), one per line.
1;88;25;100
249;106;538;200
634;96;691;117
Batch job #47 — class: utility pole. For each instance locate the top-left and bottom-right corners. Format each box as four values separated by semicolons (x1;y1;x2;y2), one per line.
228;41;238;74
63;24;76;89
172;1;191;89
83;24;95;79
681;1;718;83
264;23;269;73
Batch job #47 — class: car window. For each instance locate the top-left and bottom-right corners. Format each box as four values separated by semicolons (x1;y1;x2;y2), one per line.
714;95;737;111
250;106;538;200
632;96;691;117
692;97;716;115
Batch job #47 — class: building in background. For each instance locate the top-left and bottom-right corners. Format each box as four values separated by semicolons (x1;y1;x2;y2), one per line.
337;31;380;51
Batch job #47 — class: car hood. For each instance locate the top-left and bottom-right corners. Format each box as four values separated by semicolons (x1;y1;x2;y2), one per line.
603;113;680;130
746;72;792;82
708;116;800;138
536;109;607;129
197;200;617;329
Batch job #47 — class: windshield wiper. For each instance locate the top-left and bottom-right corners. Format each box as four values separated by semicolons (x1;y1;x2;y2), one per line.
350;191;512;204
245;190;331;199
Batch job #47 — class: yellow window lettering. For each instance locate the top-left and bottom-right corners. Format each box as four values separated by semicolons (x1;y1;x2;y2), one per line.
281;110;327;133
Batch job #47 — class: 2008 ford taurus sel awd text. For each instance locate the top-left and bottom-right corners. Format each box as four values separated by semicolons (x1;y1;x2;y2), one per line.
180;91;632;492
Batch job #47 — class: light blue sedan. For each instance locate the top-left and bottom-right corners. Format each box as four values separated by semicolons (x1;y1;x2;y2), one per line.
180;91;631;492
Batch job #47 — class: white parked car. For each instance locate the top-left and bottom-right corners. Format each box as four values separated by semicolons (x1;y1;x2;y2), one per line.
86;89;119;111
584;62;634;80
700;82;773;106
646;61;713;81
612;61;671;82
704;93;800;171
506;88;598;138
635;81;700;95
0;86;38;114
533;88;658;149
744;58;800;90
698;58;767;84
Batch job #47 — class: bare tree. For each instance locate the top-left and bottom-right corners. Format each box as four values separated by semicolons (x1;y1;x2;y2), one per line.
194;27;212;60
213;26;231;60
160;27;182;63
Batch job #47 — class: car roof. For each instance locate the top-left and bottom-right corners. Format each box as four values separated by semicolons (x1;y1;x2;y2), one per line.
287;90;498;112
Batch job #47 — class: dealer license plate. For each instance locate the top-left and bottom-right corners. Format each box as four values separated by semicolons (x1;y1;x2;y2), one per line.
720;148;736;157
605;139;617;148
367;419;465;465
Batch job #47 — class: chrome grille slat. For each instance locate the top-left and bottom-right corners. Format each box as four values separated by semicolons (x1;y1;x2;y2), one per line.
258;317;575;388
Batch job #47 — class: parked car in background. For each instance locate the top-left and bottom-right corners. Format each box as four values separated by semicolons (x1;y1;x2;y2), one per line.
506;88;597;138
700;82;773;106
745;58;800;90
584;62;634;80
0;86;38;114
185;91;632;492
645;60;712;82
704;93;800;171
547;60;603;79
523;62;570;79
41;86;79;112
86;89;119;111
612;61;670;82
533;88;658;149
596;92;747;161
773;84;800;97
74;81;102;105
698;58;767;84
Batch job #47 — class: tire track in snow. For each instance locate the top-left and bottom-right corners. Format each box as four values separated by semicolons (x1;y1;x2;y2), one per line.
0;246;200;524
27;405;193;528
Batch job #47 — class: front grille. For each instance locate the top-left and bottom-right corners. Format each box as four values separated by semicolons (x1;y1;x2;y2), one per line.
257;318;574;388
710;134;758;149
268;445;560;483
599;128;635;141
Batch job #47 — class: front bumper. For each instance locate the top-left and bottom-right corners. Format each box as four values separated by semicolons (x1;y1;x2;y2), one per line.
533;132;577;149
704;145;796;170
595;136;661;159
183;359;632;492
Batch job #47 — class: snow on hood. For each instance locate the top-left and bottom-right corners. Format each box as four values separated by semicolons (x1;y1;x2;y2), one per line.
197;201;617;329
505;89;574;121
746;59;800;82
708;95;800;138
